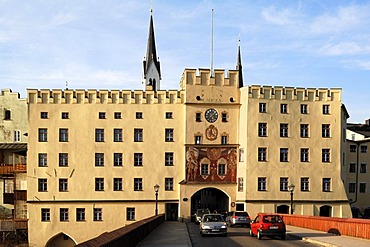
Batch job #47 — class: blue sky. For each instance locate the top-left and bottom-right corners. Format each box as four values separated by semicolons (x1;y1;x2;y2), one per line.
0;0;369;123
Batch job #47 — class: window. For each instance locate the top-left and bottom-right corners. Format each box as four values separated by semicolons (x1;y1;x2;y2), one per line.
300;124;309;138
280;123;288;137
322;149;330;162
238;177;244;192
40;112;48;119
165;178;174;191
360;163;367;173
60;208;69;221
349;163;356;173
361;145;368;153
95;178;104;191
239;148;244;162
218;164;226;176
349;183;356;193
134;178;143;191
14;130;21;142
38;179;47;192
322;124;330;138
165;152;174;166
221;113;228;122
258;123;267;137
301;148;309;162
201;164;209;175
259;103;267;113
258;147;267;162
114;112;122;119
258;177;266;191
195;135;202;144
38;153;47;167
195;112;202;122
95;153;104;166
301;177;309;191
61;112;69;119
350;145;356;152
322;178;331;192
165;129;174;142
59;153;68;167
301;104;308;114
114;153;123;166
114;178;123;191
280;177;288;191
76;208;85;221
136;112;143;119
4;109;11;120
221;135;228;145
41;208;50;221
134;153;143;166
280;104;288;113
127;208;135;221
323;105;330;114
95;129;104;142
280;148;288;162
359;183;366;193
94;208;103;221
59;178;68;192
114;128;123;142
165;112;173;119
99;112;106;119
134;129;143;142
59;128;69;142
38;128;48;142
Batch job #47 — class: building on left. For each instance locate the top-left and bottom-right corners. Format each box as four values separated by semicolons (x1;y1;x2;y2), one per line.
0;89;28;241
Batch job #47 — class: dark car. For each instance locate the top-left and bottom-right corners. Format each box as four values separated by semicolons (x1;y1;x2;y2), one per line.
226;211;251;227
249;213;286;240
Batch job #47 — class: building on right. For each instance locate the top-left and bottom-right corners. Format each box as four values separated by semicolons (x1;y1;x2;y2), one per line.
238;86;351;217
345;119;370;218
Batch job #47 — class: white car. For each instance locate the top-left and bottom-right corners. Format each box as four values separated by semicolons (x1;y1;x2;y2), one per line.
199;214;228;237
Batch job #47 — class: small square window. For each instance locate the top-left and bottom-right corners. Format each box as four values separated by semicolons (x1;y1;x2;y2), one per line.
201;164;209;175
221;113;228;122
61;112;69;119
114;128;123;142
134;129;143;142
114;112;122;119
59;178;68;192
4;109;11;120
95;153;104;167
134;178;143;191
59;128;69;142
195;135;202;145
259;103;267;113
195;112;202;122
93;208;103;221
359;183;366;193
322;178;331;192
76;208;85;221
41;112;48;119
221;135;228;145
127;208;135;221
136;112;143;119
360;163;367;173
280;177;288;191
165;178;174;191
114;178;123;191
301;177;309;191
134;153;143;166
280;104;288;113
95;178;104;191
38;128;48;142
114;153;123;166
60;208;69;222
38;178;47;192
258;177;267;191
14;130;21;142
350;145;356;152
301;104;308;114
95;129;104;142
218;164;226;176
165;112;173;119
38;153;47;167
41;208;50;221
165;152;174;166
99;112;106;119
349;163;356;173
280;148;288;162
165;129;174;142
361;145;368;153
323;105;330;114
59;153;68;167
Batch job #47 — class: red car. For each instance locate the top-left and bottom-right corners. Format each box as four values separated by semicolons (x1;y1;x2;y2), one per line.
249;213;286;240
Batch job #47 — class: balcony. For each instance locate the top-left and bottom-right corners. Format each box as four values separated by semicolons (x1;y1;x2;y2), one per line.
0;163;26;176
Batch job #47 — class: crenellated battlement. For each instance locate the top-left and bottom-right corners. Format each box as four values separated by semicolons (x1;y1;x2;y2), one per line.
27;89;185;105
180;68;239;89
248;85;342;102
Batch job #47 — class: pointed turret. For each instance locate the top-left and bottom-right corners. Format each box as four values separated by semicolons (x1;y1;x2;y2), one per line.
143;7;161;91
236;38;244;88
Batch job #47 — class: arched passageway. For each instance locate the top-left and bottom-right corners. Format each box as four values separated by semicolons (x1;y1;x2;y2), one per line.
46;233;77;247
191;188;229;215
277;205;289;214
319;205;332;217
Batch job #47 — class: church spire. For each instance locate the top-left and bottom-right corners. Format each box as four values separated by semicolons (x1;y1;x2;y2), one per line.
236;37;244;88
143;5;161;91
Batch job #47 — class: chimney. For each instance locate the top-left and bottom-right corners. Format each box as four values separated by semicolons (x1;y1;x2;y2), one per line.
366;119;370;126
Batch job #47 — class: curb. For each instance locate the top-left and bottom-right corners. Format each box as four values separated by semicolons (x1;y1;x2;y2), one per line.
288;233;337;247
184;222;193;247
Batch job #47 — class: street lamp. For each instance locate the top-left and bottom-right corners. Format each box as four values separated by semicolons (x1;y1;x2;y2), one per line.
154;184;160;216
288;184;295;214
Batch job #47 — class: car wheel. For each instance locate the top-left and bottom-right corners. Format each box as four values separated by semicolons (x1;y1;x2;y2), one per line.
281;234;286;240
249;228;254;237
257;231;262;240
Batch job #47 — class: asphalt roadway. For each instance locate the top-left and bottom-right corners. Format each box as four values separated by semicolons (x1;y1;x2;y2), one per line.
137;221;370;247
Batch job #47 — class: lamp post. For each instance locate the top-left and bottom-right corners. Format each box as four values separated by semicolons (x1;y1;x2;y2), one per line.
288;184;295;214
154;184;160;216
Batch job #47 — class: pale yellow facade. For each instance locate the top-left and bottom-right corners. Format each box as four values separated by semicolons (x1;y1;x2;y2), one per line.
26;70;352;246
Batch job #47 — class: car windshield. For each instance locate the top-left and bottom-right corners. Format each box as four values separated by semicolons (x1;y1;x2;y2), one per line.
262;215;283;223
197;209;209;214
204;215;223;222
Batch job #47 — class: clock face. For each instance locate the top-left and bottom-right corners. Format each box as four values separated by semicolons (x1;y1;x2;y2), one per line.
205;108;218;123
